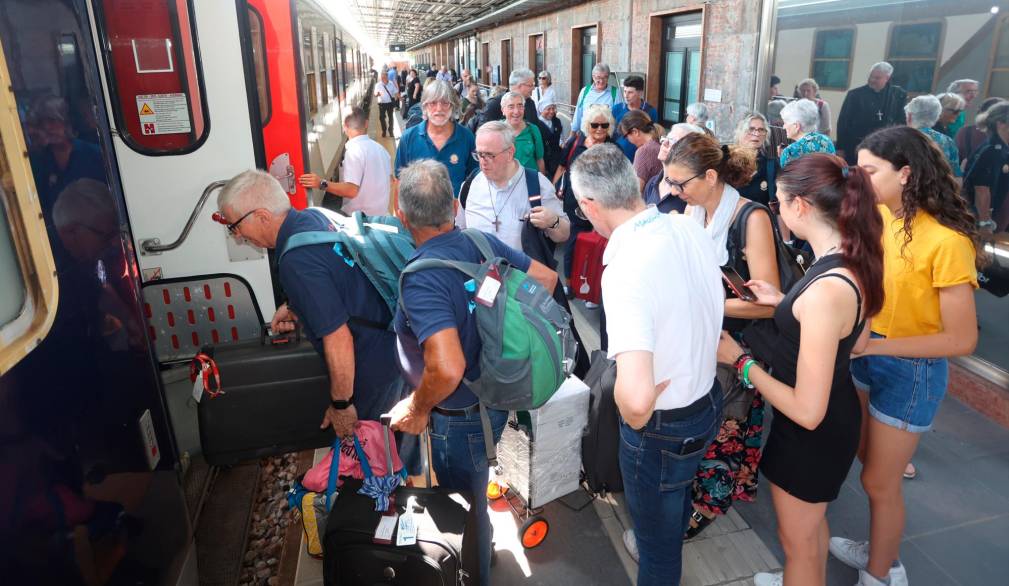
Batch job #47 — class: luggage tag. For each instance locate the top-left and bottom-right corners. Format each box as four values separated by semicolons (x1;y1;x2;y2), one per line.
373;513;398;544
475;265;503;308
396;511;417;547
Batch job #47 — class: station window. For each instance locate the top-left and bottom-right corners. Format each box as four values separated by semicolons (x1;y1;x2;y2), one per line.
303;27;318;115
95;0;209;155
886;22;942;94
811;29;854;91
987;17;1009;98
247;5;270;126
0;50;58;375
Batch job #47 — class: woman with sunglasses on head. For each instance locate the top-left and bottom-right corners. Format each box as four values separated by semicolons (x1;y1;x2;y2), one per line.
734;111;778;207
552;103;615;304
828;126;981;586
662;132;779;535
717;154;884;586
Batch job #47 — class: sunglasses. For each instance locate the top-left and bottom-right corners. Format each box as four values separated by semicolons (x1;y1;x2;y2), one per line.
662;171;703;193
212;209;256;234
590;122;610;130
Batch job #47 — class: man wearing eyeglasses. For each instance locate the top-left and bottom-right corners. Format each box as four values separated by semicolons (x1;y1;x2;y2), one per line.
572;63;624;139
214;170;408;441
456;121;569;252
395;80;478;197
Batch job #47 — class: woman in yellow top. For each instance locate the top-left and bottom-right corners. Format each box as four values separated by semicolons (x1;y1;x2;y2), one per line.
830;126;981;586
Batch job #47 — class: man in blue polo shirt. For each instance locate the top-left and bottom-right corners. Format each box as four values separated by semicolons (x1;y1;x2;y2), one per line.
612;75;658;162
388;159;557;585
215;170;406;438
395;80;477;197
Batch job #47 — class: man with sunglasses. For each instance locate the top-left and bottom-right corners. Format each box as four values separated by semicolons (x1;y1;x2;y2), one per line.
214;170;408;441
570;144;723;586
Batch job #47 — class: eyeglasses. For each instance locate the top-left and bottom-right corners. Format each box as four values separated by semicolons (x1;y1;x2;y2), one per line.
768;200;781;213
747;127;769;135
590;122;610;130
943;107;964;114
662;171;703;193
471;148;510;162
212;209;256;234
659;136;675;145
574;196;594;221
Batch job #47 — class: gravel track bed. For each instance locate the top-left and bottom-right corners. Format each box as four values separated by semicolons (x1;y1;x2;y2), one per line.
238;453;298;586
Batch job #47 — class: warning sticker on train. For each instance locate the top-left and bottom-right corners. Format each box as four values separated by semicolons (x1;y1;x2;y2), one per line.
136;93;192;135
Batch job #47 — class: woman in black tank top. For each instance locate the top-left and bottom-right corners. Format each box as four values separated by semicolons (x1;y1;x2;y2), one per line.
716;154;885;586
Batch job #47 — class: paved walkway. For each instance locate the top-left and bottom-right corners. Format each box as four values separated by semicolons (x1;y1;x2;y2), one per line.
293;105;1009;586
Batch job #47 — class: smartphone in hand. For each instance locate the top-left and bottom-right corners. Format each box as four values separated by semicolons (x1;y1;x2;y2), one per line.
721;266;758;302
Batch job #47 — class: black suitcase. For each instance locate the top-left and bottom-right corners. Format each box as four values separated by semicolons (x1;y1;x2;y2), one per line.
323;422;479;586
197;332;333;466
581;350;623;494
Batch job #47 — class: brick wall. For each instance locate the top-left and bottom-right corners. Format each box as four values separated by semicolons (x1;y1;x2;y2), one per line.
419;0;762;142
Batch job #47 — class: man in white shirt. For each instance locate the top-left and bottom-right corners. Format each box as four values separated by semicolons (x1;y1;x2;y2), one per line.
375;70;400;138
456;121;569;251
570;144;724;586
299;107;391;216
571;63;624;136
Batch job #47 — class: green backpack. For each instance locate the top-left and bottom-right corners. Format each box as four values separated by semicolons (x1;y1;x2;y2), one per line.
398;229;577;463
278;209;415;329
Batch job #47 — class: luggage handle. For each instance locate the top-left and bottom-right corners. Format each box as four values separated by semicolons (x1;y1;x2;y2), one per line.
261;322;302;346
381;413;433;489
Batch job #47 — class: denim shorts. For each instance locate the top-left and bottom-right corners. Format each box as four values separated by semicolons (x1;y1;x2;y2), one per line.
850;334;948;433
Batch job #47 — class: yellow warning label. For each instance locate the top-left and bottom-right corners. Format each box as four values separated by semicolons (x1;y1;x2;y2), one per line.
140;103;154;115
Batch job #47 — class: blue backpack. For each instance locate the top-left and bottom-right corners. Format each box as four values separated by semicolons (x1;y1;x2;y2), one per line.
277;209;416;329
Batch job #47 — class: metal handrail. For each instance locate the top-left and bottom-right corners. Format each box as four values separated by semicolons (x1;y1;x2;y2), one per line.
140;180;227;255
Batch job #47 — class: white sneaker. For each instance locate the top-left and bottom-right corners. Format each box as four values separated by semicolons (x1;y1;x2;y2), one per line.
831;537;908;586
856;569;890;586
585;301;599;309
753;571;783;586
829;537;869;569
622;529;639;563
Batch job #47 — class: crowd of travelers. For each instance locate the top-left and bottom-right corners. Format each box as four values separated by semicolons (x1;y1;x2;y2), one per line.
215;58;1001;586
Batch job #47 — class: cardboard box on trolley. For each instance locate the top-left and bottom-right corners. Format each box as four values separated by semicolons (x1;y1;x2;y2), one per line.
496;376;590;509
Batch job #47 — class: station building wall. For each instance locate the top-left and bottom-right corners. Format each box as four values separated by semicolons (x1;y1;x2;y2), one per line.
419;0;763;141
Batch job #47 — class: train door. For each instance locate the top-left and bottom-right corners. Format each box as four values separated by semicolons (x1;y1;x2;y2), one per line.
87;0;276;361
244;0;310;210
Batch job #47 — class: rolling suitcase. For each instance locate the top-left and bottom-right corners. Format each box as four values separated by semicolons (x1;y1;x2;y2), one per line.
570;231;607;305
581;350;623;494
196;330;333;466
323;418;479;585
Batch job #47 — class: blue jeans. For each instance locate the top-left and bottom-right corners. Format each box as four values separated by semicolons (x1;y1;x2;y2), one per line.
429;407;507;586
619;382;723;586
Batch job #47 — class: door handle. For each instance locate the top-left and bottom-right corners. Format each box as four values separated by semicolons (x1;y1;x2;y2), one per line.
140;180;227;255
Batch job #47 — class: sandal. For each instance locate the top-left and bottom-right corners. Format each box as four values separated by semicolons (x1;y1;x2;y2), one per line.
903;462;917;480
684;508;716;540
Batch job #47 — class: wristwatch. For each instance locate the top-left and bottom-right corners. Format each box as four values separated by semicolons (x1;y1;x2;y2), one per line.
330;396;353;410
319;179;329;191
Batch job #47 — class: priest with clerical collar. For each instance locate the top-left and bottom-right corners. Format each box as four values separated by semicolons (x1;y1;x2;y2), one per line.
836;62;908;164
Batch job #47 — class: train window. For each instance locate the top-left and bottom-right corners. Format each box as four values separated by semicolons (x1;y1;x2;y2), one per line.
302;27;318;115
318;32;329;104
0;45;58;375
247;4;271;125
94;0;209;155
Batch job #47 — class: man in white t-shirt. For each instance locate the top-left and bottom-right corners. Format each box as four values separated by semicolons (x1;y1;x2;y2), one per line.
456;121;569;251
570;144;724;586
298;107;391;216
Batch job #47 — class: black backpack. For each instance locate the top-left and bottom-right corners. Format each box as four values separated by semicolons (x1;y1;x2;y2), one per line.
726;201;811;293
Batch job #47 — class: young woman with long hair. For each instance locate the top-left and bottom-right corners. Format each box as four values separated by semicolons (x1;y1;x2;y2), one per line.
830;125;980;586
717;153;884;586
